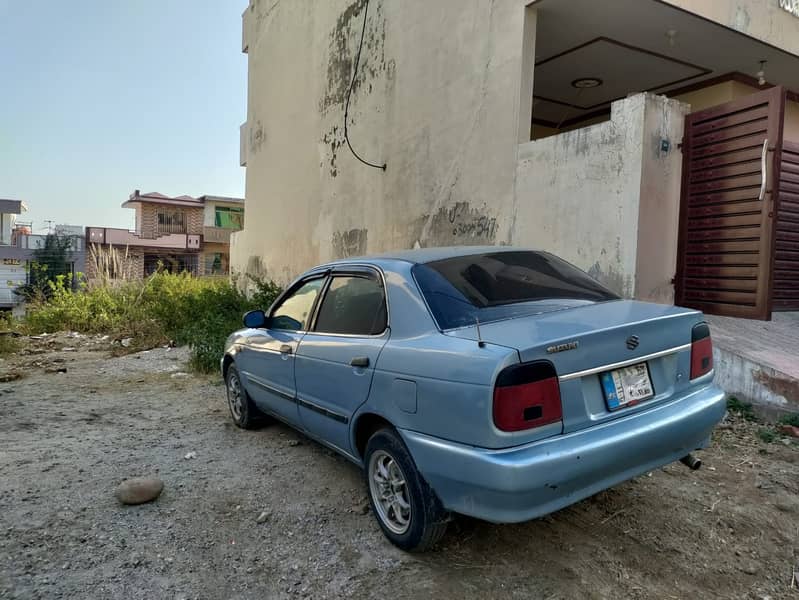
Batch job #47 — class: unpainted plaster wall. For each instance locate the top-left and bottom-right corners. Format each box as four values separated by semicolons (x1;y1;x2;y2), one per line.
516;95;652;298
662;0;799;57
635;95;690;304
233;0;527;284
232;0;795;298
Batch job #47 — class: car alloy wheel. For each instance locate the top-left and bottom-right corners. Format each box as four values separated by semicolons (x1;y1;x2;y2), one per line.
227;371;244;422
368;449;412;535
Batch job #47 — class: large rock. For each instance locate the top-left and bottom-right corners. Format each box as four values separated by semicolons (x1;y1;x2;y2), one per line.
115;477;164;505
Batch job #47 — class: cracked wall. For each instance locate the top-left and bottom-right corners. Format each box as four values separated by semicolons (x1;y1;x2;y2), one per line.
233;0;795;292
515;95;650;298
234;0;522;284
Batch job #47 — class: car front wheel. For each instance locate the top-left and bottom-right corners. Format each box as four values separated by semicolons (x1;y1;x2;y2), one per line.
364;428;449;551
226;365;267;429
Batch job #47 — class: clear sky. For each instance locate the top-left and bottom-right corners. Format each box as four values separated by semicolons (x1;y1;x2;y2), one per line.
0;0;248;233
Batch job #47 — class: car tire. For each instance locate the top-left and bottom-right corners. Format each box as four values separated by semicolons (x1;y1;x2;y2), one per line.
225;365;268;429
364;428;449;552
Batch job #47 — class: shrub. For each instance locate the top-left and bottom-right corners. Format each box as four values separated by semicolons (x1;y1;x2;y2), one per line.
757;428;777;444
24;271;282;373
726;396;757;422
0;334;19;356
778;413;799;428
0;312;21;356
15;234;79;301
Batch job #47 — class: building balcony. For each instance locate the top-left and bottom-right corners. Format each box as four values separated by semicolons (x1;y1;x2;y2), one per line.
203;226;235;244
87;227;201;250
156;222;187;235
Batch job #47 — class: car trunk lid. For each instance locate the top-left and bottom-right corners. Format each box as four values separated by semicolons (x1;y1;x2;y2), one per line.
445;300;703;433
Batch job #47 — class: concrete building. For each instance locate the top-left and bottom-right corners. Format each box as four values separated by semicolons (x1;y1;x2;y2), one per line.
0;199;30;312
0;199;86;314
86;191;244;279
233;0;799;323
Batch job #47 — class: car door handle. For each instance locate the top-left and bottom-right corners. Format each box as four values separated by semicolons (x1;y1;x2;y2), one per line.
350;357;370;368
279;344;292;355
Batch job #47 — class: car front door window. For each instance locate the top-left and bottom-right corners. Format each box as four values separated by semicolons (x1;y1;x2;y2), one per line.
270;278;325;331
313;275;387;335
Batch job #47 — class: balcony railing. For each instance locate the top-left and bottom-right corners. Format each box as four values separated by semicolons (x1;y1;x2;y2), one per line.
87;227;200;250
203;226;232;244
156;222;186;235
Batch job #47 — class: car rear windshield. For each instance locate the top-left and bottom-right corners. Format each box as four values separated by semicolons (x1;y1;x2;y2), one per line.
412;251;619;330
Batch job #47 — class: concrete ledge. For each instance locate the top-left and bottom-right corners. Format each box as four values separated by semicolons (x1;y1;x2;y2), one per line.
713;346;799;418
707;313;799;418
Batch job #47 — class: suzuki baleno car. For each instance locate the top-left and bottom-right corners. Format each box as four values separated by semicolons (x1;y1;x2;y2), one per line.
221;247;725;551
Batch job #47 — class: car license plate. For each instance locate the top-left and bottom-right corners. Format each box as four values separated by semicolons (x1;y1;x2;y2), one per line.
600;362;654;411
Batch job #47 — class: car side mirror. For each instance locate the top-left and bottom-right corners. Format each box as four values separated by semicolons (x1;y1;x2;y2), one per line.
243;309;267;329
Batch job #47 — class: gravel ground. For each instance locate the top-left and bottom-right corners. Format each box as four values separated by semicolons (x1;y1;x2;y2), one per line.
1;334;798;599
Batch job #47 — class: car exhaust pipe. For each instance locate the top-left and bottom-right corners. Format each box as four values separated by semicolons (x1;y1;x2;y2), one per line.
680;454;702;470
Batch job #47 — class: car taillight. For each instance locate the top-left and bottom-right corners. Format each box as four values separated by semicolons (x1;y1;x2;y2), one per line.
690;322;713;380
493;361;562;432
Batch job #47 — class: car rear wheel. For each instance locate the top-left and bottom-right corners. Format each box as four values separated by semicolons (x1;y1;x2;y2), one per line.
226;365;267;429
364;428;449;551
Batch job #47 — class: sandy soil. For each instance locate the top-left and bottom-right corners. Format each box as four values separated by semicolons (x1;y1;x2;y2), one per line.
1;334;797;600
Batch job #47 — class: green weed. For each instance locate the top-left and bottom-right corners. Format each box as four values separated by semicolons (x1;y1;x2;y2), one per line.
757;428;777;444
0;334;20;356
727;396;757;422
0;312;21;356
24;272;282;373
778;413;799;428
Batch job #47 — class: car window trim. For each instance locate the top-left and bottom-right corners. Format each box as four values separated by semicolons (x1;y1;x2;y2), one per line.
268;272;330;333
410;267;446;333
307;266;389;338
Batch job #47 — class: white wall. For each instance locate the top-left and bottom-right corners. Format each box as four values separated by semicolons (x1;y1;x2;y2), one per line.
515;96;647;297
663;0;799;57
0;213;16;245
233;0;529;284
515;94;688;299
635;95;690;304
203;203;218;228
0;263;27;307
232;1;687;301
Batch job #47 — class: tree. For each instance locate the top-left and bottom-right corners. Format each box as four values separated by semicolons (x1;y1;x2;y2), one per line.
15;234;77;301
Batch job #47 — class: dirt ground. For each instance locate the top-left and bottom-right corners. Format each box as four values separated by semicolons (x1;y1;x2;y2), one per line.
1;334;798;600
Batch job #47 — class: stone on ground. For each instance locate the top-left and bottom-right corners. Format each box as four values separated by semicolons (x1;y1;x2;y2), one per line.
115;477;164;505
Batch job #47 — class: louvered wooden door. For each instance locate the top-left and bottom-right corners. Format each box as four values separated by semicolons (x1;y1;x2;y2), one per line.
774;140;799;311
675;87;786;320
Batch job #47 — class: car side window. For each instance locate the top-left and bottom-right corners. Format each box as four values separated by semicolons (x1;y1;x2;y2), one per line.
270;278;325;331
313;274;387;336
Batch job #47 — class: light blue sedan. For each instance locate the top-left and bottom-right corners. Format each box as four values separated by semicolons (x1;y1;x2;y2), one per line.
222;247;725;551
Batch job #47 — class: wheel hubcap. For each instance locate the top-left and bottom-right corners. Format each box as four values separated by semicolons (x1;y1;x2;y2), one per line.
368;450;411;535
227;374;243;421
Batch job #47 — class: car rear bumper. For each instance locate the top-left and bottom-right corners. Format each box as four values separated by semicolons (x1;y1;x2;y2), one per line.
399;383;726;523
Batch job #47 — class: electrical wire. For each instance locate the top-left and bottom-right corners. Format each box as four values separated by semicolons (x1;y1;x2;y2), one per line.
343;0;386;171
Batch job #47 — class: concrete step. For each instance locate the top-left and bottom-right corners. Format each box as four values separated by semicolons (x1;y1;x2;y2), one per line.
707;313;799;418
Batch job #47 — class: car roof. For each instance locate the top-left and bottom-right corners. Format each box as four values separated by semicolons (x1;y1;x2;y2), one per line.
322;245;527;267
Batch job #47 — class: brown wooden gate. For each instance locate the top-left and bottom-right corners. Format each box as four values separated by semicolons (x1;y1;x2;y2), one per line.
774;140;799;311
675;86;786;320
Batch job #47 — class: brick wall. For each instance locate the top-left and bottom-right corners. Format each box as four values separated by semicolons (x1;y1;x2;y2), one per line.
186;207;203;235
133;205;141;234
136;203;204;239
125;249;145;279
139;204;158;239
